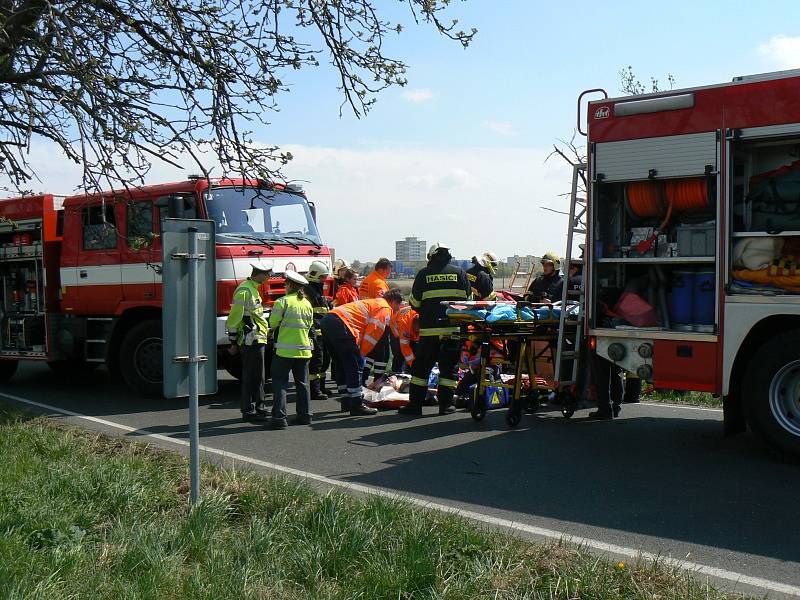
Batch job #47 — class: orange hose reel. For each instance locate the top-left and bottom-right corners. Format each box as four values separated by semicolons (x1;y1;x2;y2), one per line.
626;178;709;220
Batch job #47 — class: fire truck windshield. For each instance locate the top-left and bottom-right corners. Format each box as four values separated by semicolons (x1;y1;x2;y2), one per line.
204;187;322;245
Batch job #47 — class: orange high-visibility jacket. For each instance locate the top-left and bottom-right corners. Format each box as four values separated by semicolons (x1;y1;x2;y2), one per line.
389;305;419;366
331;298;392;356
358;271;389;299
334;282;359;306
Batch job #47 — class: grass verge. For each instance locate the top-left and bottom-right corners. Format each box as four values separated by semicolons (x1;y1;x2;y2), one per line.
643;386;723;409
0;405;746;599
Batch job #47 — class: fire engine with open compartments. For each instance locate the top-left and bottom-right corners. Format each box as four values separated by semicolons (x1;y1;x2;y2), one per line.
0;178;332;395
580;68;800;458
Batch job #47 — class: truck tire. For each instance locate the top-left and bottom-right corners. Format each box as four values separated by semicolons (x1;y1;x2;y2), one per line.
119;319;163;396
0;360;18;383
743;331;800;460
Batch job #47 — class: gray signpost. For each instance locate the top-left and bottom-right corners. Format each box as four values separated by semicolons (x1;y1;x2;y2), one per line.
162;218;217;504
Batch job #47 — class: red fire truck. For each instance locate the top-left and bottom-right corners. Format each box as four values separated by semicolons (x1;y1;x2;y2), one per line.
0;178;332;395
581;68;800;458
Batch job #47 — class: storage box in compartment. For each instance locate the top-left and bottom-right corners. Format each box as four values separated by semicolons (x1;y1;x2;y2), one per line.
676;223;715;256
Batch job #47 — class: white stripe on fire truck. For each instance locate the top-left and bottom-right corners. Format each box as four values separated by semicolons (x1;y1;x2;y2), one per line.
59;257;331;287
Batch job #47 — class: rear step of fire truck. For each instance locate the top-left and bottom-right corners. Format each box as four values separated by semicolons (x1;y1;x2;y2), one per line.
554;162;587;418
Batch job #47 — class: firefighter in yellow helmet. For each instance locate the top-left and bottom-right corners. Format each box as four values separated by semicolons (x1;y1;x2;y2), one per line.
524;252;564;303
467;251;499;300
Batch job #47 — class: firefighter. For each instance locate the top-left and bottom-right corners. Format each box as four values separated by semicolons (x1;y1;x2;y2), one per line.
321;289;404;415
524;252;564;303
268;271;315;428
305;260;332;400
334;268;359;306
359;257;392;383
467;251;499;300
332;258;350;297
389;304;419;373
359;257;391;299
399;243;471;416
226;262;273;422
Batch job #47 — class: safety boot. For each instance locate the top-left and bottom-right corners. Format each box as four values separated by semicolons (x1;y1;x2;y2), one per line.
310;377;328;400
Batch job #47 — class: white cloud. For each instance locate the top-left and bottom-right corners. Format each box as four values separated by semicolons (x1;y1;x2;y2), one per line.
757;35;800;70
2;141;575;263
402;88;435;103
481;120;518;137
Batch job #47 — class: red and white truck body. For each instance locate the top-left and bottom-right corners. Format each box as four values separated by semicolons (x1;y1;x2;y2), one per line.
584;69;800;456
0;178;332;394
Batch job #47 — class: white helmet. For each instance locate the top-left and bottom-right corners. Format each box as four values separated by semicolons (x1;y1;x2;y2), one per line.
333;258;350;273
478;251;499;269
427;242;451;260
306;260;330;283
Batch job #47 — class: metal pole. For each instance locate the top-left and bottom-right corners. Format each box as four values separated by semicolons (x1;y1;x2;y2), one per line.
188;226;200;504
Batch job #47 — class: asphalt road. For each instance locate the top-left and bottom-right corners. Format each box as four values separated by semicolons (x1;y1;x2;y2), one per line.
2;362;799;598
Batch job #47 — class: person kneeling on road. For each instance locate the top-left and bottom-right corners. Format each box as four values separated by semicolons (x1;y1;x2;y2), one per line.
268;271;315;428
321;289;404;416
226;262;273;423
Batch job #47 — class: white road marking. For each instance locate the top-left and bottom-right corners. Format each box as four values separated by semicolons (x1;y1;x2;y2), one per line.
1;391;796;598
640;402;723;413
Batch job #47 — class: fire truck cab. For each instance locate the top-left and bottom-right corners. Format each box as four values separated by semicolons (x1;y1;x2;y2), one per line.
0;178;331;395
584;68;800;458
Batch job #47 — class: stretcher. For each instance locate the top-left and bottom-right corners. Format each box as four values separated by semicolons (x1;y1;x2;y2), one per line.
442;300;579;426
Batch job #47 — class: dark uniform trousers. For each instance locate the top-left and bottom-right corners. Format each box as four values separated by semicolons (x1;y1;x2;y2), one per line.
321;314;364;409
594;355;642;415
309;328;331;391
409;336;461;410
240;343;266;413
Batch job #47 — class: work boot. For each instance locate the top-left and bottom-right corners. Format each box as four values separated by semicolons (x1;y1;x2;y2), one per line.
269;418;288;430
310;378;328;401
438;404;456;416
293;414;312;426
612;405;622;418
350;402;378;416
587;410;613;421
397;403;422;416
242;410;269;423
423;391;438;406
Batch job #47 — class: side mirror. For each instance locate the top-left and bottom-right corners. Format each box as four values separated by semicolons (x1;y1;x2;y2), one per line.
155;194;185;218
307;201;317;223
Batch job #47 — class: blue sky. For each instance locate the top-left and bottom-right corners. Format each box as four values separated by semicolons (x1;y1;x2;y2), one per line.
9;1;800;263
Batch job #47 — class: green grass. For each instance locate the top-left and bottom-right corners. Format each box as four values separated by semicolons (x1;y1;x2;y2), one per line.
0;406;747;599
643;388;723;408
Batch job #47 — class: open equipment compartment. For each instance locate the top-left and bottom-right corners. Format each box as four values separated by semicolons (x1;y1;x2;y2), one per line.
589;136;720;337
729;128;800;297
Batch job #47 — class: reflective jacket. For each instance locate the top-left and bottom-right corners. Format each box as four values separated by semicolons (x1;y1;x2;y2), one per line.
334;282;359;307
410;259;471;336
389;305;419;366
466;264;495;301
226;279;269;345
305;281;331;333
358;271;389;299
331;298;392;356
268;292;314;359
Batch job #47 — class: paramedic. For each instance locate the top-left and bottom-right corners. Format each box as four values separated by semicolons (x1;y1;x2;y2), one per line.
321;289;404;415
305;261;332;400
400;243;472;416
466;251;499;300
389;304;419;372
226;263;273;422
359;257;392;383
334;268;359;306
268;271;314;428
524;252;564;303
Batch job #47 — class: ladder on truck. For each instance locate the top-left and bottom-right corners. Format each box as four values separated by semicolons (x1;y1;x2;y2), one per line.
507;261;535;297
554;162;587;415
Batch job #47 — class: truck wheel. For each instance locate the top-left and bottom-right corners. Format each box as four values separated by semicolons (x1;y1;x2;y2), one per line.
743;331;800;459
0;360;18;383
119;319;163;396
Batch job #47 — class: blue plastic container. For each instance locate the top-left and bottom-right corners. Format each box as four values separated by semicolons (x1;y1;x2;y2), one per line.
671;271;694;325
693;271;715;325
